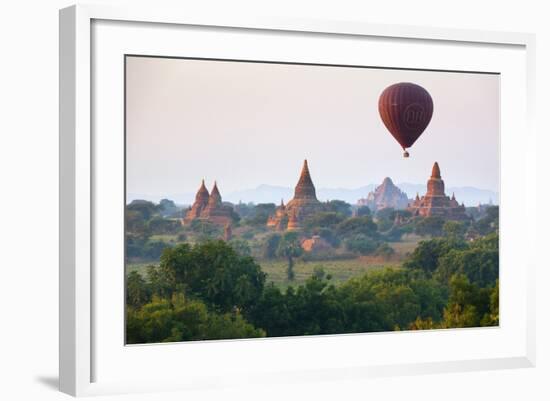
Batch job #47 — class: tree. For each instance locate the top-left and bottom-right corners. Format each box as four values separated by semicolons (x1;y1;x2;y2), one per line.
142;240;170;259
189;219;221;239
443;220;467;239
228;238;251;256
276;231;303;281
440;274;482;328
325;200;352;217
262;233;281;259
373;243;395;259
356;205;371;217
148;216;180;235
303;211;345;231
244;203;276;226
474;206;499;235
126;210;150;236
127;200;157;220
126;271;151;309
336;216;378;238
480;280;499;326
414;216;445;237
156;241;266;313
374;207;396;232
318;228;341;247
345;234;379;255
126;293;265;344
158;198;179;217
435;247;498;288
403;238;467;275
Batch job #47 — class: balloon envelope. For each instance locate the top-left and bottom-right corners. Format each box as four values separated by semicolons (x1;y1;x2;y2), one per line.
378;82;433;151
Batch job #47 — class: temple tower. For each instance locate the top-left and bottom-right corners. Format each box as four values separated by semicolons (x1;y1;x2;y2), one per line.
266;159;323;230
183;179;210;223
407;162;468;221
426;162;445;197
294;159;318;200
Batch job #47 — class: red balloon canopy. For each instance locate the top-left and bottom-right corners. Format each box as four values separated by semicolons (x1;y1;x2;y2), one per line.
378;82;433;156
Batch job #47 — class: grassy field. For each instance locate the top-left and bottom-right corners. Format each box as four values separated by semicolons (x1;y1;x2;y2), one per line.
260;258;394;288
126;234;424;288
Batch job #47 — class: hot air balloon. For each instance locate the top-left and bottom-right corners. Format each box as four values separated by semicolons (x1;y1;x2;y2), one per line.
378;82;433;158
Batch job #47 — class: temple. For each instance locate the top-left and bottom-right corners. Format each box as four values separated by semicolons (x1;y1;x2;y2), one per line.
183;180;234;226
408;162;468;220
357;177;409;211
266;159;323;230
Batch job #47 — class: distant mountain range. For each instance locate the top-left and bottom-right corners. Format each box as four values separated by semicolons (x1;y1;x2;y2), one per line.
128;183;498;208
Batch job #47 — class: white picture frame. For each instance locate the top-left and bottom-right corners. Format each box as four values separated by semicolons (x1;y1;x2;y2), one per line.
59;4;536;397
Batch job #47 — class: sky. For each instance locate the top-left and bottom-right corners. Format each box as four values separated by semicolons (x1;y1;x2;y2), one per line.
126;56;500;202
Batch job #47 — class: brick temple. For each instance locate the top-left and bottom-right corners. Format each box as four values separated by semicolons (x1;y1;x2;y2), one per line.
408;162;468;220
267;159;323;231
183;180;234;226
358;177;409;211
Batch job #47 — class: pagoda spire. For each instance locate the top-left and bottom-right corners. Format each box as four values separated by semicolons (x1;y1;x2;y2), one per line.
294;159;317;200
208;181;221;206
194;179;210;203
431;162;441;179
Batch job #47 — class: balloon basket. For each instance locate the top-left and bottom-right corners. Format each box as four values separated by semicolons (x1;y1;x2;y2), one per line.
403;151;410;158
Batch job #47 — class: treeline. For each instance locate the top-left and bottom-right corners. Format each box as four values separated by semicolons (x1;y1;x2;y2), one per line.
126;232;499;344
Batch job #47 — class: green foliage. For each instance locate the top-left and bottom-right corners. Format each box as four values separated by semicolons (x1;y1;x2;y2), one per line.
226;205;241;224
440;274;491;328
126;210;150;236
303;212;346;231
126;293;265;344
276;232;303;280
148;217;181;235
152;240;266;313
125;210;499;343
127;200;157;220
356;205;371;217
403;237;467;274
383;226;405;241
345;234;379;255
373;243;395;259
443;221;467;239
414;216;445;237
142;240;171;259
126;271;151;309
375;207;396;222
474;206;499;235
411;232;500;287
318;228;341;247
336;216;378;238
126;235;170;260
233;202;255;218
262;233;282;259
157;198;179;217
228;238;252;257
435;247;498;288
374;207;396;232
244;203;276;226
126;234;147;258
189;219;222;239
324;200;352;217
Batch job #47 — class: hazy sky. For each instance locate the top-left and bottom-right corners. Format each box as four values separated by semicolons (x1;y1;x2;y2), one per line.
126;56;499;199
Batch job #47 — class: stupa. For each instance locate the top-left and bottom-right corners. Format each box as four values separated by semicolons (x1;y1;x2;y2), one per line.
267;159;323;230
408;162;468;220
183;181;234;226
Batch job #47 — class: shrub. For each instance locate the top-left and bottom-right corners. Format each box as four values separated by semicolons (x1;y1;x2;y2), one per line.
345;234;379;255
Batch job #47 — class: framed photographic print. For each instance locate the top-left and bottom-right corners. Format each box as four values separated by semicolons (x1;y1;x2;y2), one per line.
59;4;536;397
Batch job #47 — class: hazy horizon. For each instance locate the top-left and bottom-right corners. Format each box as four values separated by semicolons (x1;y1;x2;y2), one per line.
126;56;500;201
